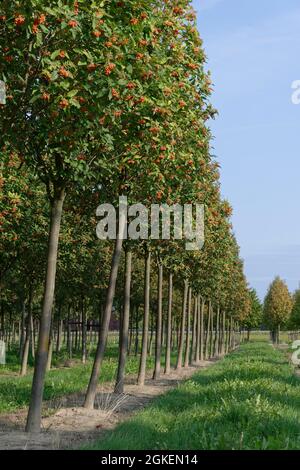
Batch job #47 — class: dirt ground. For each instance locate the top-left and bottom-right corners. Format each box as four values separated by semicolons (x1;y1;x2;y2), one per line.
0;360;216;450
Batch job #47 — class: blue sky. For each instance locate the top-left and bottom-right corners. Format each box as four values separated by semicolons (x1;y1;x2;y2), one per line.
193;0;300;299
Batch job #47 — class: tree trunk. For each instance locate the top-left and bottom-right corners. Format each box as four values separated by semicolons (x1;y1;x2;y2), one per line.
204;300;211;359
176;280;188;370
210;304;214;358
115;249;132;394
67;305;72;359
46;332;53;372
190;295;197;364
164;272;173;374
56;318;63;353
26;188;65;433
214;306;220;357
20;285;33;376
184;287;192;368
195;296;200;363
153;263;163;380
220;311;226;355
31;315;35;359
137;251;151;386
128;312;133;355
199;297;205;361
84;212;126;408
19;300;26;361
148;313;154;356
134;305;139;356
81;297;87;364
277;325;280;344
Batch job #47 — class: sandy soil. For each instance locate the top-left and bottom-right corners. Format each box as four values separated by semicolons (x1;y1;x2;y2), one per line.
0;360;217;450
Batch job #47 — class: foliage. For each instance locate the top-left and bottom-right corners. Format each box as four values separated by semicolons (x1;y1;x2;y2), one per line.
263;277;293;330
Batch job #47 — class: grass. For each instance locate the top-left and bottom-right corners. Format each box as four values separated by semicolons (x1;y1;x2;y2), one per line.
0;338;177;414
86;341;300;450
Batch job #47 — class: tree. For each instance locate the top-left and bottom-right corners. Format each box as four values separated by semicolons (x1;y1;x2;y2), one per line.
1;0;170;431
289;289;300;330
263;277;293;344
243;289;262;340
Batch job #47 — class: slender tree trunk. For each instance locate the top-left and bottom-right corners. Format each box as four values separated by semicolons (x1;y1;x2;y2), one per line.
204;300;211;359
190;295;197;364
134;305;139;356
199;297;205;361
214;306;220;357
220;311;226;355
164;272;173;374
128;312;133;355
137;251;151;386
225;318;229;353
229;318;233;350
210;304;214;358
84;212;126;408
26;189;65;432
148;313;154;356
56;318;63;353
31;315;35;360
67;305;72;359
81;297;87;364
184;287;192;368
176;280;188;370
19;300;26;361
46;332;53;372
20;285;33;376
153;263;163;380
115;249;132;394
195;296;200;363
55;303;62;353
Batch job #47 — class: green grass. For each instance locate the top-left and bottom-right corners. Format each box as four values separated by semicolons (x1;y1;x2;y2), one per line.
86;341;300;450
0;340;177;414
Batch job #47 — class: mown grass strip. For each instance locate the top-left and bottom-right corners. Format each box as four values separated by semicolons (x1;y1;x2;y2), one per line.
86;342;300;450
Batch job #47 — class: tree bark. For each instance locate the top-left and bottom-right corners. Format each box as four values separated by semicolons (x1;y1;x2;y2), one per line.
56;317;63;353
84;212;126;408
81;297;87;364
164;272;173;374
199;297;204;361
46;332;53;372
20;284;33;376
26;189;65;433
176;280;188;370
134;305;139;356
220;311;226;355
204;300;211;359
190;295;197;364
153;263;163;379
137;251;151;386
19;299;26;361
210;304;214;358
115;249;132;394
214;306;220;357
184;287;192;368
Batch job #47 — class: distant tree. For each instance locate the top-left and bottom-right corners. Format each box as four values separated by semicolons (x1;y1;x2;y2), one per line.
263;277;293;344
289;289;300;330
243;289;263;340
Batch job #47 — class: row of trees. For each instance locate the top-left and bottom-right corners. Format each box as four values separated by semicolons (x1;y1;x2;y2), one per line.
0;1;255;433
